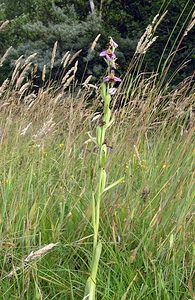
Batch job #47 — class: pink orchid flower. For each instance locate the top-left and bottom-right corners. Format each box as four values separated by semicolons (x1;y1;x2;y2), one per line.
103;70;121;83
100;48;117;69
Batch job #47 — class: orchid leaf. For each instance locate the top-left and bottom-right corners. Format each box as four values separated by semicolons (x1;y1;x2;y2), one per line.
100;83;107;99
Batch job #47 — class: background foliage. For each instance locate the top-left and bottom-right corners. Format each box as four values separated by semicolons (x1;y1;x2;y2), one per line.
0;0;194;83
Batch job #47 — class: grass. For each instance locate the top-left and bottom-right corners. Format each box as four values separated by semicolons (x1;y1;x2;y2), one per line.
0;102;194;299
0;9;194;299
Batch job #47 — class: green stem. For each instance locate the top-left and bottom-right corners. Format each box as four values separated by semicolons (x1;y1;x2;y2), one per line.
84;80;112;299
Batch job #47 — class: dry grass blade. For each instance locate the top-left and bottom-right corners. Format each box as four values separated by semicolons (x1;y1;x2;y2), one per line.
15;55;24;65
15;63;32;90
19;82;31;94
51;41;58;69
62;68;74;84
90;33;101;51
61;51;70;65
0;79;9;97
73;60;78;76
0;46;13;67
24;53;37;66
135;12;167;54
11;56;24;83
12;53;37;89
53;93;63;105
184;10;195;36
63;75;75;89
135;24;157;54
20;122;32;135
61;60;78;84
5;243;58;278
83;75;93;87
33;118;56;140
24;243;58;263
69;49;82;65
62;53;71;69
0;20;9;31
26;94;37;108
153;10;168;32
42;65;46;82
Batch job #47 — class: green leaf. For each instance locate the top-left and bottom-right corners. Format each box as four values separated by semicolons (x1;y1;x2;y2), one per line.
105;94;111;105
100;144;107;167
84;242;102;300
103;177;124;193
96;126;102;146
100;169;107;193
91;241;102;280
100;83;107;99
83;277;95;300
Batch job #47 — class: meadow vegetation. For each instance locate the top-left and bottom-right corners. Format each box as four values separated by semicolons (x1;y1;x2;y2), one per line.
0;8;194;300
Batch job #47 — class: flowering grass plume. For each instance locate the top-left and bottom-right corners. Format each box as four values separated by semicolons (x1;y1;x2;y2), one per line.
5;243;58;278
84;37;123;300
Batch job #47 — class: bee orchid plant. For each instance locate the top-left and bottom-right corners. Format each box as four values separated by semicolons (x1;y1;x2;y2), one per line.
84;37;122;300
